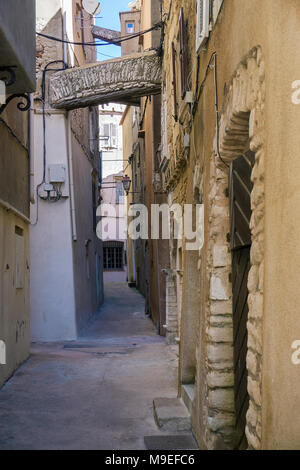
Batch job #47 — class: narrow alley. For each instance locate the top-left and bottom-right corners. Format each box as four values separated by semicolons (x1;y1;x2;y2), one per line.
2;0;300;452
0;284;180;450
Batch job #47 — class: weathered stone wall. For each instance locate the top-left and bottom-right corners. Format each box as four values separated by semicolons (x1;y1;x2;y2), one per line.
205;47;265;449
163;269;179;344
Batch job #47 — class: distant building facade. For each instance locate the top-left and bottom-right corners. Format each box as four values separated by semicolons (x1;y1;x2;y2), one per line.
99;102;127;283
99;103;125;179
100;171;127;283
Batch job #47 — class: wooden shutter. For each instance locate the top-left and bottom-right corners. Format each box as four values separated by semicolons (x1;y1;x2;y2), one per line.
230;151;255;250
171;42;178;121
229;150;255;449
179;7;187;98
103;123;109;137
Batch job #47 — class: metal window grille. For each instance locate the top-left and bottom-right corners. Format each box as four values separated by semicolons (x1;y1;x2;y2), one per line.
103;242;124;270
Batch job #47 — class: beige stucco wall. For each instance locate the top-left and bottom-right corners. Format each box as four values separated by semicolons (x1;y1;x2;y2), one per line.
100;171;127;283
31;0;103;341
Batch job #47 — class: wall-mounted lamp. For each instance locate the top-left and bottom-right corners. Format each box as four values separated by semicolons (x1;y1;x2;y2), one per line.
122;175;131;195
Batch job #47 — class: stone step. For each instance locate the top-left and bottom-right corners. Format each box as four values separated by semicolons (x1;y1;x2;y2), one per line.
153;397;191;432
181;384;195;415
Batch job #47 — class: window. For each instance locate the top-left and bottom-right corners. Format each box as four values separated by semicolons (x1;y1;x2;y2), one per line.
132;156;137;191
80;9;86;55
103;123;110;140
171;42;178;121
116;181;124;204
179;7;187;98
161;94;169;165
101;123;118;148
103;242;124;270
126;21;135;34
111;123;117;147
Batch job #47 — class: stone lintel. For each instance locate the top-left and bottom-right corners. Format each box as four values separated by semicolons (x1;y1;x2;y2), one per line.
49;51;162;110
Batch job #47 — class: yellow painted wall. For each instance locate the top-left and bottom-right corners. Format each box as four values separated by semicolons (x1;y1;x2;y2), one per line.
0;208;30;387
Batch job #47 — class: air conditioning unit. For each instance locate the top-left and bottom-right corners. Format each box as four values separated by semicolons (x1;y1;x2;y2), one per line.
196;0;210;53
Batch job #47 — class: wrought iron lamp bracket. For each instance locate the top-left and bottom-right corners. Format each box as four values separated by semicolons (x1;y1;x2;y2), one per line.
0;66;31;116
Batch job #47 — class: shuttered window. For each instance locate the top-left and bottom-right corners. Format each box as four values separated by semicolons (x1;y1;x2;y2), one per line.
116;181;124;204
171;42;178;121
102;123;118;148
179;7;187;98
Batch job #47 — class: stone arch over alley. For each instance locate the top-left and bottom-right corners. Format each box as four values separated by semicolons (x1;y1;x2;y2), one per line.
204;46;265;449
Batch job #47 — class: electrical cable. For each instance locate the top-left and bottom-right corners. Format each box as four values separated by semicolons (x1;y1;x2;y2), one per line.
139;96;149;129
213;53;229;168
36;22;164;47
192;51;229;168
97;51;116;58
31;60;68;226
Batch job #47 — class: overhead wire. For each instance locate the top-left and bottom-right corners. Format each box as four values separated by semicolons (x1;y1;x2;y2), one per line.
36;22;164;48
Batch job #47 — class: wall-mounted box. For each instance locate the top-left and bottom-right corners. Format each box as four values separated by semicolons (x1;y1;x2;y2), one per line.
48;164;66;183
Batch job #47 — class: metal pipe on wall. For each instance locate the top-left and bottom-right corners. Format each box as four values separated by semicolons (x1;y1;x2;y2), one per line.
29;93;35;204
62;4;77;242
66;112;77;242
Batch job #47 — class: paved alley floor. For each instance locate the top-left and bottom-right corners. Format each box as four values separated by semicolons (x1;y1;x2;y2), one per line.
0;283;179;450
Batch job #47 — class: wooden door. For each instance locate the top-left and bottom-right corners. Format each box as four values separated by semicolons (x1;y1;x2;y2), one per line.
229;150;255;449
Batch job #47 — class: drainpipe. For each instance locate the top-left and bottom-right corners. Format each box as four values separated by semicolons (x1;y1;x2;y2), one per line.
62;5;76;241
62;1;68;69
29;93;35;204
67;112;77;241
